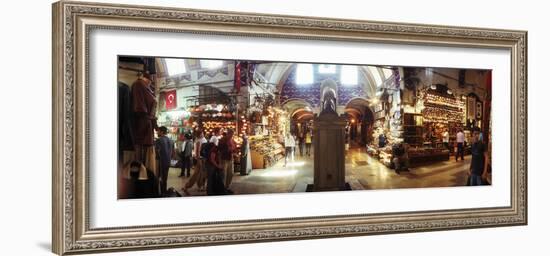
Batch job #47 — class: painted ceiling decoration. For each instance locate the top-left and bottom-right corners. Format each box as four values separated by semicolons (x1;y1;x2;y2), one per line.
197;66;230;79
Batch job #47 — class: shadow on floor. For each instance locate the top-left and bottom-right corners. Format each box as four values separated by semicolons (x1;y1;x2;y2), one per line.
36;242;50;252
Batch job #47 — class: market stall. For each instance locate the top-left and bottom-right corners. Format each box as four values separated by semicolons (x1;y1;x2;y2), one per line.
247;106;287;169
249;135;285;169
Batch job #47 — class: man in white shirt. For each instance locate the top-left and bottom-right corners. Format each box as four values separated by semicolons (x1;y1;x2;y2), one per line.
442;129;450;150
209;129;220;146
455;129;465;161
284;132;296;167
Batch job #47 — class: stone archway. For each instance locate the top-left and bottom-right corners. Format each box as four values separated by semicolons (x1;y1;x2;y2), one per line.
282;98;314;136
345;97;375;146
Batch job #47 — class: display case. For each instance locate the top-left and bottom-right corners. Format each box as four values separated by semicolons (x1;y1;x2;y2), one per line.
249;135;285;169
403;113;423;145
407;146;450;166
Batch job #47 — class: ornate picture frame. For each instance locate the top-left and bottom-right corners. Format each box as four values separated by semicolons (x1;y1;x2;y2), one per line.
52;1;527;255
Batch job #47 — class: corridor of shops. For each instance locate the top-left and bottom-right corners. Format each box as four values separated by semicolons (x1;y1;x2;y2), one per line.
117;56;491;199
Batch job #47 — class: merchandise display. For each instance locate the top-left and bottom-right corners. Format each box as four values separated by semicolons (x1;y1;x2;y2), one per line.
157;110;192;141
407;147;450;165
422;92;465;124
249;135;285;169
378;147;393;166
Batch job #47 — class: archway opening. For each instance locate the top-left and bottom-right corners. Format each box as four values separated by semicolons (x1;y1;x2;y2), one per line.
282;99;314;137
345;98;375;148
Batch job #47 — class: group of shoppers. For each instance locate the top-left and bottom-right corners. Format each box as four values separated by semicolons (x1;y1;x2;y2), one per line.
283;130;313;167
153;126;239;197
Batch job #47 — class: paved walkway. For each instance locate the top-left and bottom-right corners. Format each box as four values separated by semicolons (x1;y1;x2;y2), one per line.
166;147;471;197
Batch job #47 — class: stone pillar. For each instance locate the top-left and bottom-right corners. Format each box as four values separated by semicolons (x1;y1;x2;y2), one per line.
312;79;349;191
313;112;348;191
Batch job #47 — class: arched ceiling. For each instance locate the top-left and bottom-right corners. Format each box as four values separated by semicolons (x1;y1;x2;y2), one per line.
345;97;375;122
292;109;314;121
282;98;312;116
255;63;397;98
272;64;389;121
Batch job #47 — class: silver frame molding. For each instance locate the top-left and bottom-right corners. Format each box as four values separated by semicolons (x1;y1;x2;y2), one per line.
52;1;527;255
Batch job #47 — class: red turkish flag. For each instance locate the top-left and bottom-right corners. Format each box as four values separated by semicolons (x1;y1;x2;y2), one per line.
165;90;177;110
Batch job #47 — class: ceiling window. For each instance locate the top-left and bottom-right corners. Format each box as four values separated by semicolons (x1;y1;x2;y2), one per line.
318;64;336;74
165;58;187;76
382;68;393;79
341;65;358;86
296;64;314;85
368;66;383;87
200;60;224;69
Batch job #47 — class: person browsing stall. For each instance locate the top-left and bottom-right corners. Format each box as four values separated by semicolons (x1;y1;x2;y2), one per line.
455;129;465;161
284;132;296;167
218;129;237;192
155;126;174;195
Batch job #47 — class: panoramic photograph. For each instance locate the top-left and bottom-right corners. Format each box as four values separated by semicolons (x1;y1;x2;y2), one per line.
117;56;492;199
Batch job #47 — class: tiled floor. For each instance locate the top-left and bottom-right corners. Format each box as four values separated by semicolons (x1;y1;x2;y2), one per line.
166;147;472;197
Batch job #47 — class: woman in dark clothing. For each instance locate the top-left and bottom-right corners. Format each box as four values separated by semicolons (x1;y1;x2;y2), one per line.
204;143;226;195
298;132;305;157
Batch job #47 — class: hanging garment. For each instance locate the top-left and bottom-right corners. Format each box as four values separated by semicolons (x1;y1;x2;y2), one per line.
144;146;158;177
118;82;134;152
131;77;156;146
121;150;136;167
142;57;157;75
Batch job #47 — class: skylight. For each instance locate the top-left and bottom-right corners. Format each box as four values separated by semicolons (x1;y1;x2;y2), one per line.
165;58;187;76
368;66;383;87
200;60;224;69
341;65;358;86
296;64;314;85
382;68;394;79
318;64;336;74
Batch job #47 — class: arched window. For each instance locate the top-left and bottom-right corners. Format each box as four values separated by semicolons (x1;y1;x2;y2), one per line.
165;58;186;76
318;64;336;74
341;65;358;86
296;64;314;85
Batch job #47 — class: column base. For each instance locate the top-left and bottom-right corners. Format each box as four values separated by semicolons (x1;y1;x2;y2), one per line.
306;183;351;192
